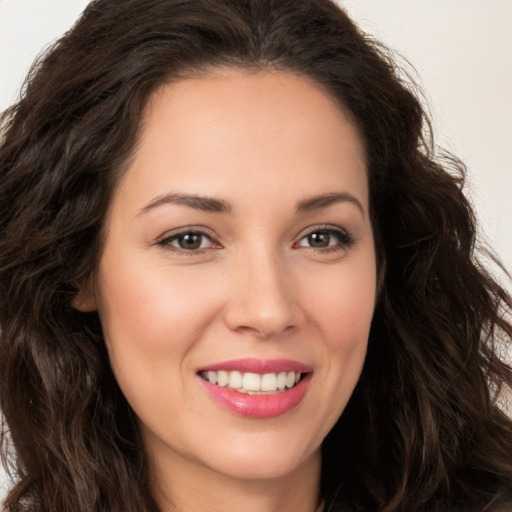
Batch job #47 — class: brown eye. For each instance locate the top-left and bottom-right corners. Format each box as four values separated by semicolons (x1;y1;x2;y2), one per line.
158;231;215;252
176;233;204;250
307;232;331;248
296;227;354;251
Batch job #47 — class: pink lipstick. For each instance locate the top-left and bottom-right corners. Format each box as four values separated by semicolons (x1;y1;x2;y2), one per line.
197;358;312;418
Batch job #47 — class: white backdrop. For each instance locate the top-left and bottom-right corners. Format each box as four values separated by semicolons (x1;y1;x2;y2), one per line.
1;0;511;499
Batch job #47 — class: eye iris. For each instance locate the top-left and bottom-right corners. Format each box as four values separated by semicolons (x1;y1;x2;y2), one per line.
308;232;330;248
178;233;203;250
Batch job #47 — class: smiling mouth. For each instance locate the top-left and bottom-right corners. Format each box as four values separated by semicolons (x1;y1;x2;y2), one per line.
199;370;304;395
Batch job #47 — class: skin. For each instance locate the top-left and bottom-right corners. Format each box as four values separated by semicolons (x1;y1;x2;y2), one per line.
77;69;377;512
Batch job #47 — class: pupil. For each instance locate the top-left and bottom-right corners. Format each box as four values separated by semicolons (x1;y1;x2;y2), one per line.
179;234;202;250
308;232;329;247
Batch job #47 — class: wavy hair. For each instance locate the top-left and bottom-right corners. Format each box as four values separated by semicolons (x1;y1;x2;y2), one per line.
1;0;511;510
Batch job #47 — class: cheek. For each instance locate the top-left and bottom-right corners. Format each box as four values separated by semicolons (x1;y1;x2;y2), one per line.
94;257;226;413
94;257;222;421
304;257;376;345
300;251;376;401
96;257;216;352
287;254;376;450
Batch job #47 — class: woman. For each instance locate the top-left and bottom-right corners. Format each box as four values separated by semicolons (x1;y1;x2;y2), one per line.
1;0;511;510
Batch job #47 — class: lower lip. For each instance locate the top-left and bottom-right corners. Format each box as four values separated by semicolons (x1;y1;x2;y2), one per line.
198;374;311;418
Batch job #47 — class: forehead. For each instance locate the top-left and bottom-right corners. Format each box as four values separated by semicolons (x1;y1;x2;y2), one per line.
114;69;368;214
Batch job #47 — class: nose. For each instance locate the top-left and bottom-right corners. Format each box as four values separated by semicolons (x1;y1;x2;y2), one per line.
223;249;303;338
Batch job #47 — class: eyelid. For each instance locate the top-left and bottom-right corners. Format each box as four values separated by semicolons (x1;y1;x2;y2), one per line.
155;226;221;254
293;224;354;250
154;224;354;255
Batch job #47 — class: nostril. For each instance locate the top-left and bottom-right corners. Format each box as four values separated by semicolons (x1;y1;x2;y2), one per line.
234;323;297;338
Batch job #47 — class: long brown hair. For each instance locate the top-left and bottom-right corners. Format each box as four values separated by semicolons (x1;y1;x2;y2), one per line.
1;1;511;510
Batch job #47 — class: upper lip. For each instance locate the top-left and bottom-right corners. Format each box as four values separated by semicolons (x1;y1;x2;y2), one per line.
197;358;312;374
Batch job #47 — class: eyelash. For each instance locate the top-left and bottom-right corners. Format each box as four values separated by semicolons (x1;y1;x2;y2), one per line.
294;226;355;253
156;225;354;255
156;228;219;256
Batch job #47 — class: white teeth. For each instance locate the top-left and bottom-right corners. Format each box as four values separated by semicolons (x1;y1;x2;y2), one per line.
242;372;261;391
217;370;229;387
277;371;287;390
229;371;242;389
261;372;277;391
202;370;303;393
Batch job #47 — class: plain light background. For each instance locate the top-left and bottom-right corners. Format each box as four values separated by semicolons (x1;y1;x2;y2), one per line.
1;0;511;499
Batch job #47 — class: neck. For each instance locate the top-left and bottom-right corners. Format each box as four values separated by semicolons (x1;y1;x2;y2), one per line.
150;447;322;512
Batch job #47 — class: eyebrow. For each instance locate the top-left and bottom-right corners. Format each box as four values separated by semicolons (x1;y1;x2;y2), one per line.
138;193;232;216
138;190;364;217
296;192;365;215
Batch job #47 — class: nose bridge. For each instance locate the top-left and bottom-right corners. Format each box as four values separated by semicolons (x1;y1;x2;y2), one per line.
224;241;299;337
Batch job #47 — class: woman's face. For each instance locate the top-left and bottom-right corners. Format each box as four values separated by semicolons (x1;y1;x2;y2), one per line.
78;70;376;485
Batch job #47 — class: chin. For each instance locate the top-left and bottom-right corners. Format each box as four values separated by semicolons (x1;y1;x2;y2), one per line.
201;434;320;482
